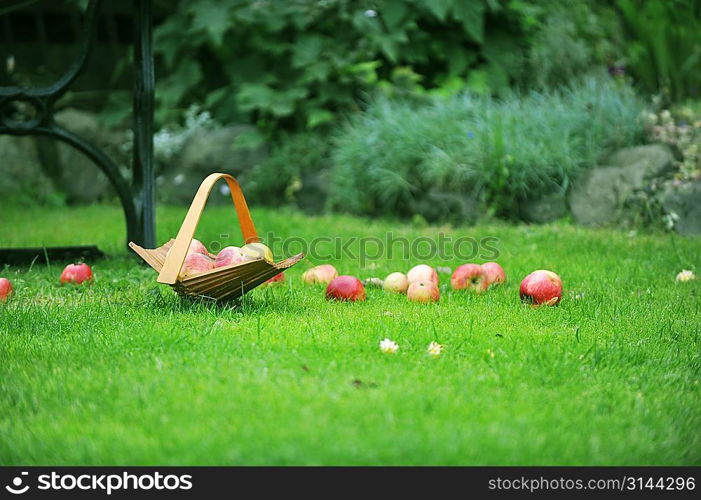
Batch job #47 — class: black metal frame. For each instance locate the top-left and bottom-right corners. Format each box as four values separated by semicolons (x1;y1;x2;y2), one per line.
0;0;155;249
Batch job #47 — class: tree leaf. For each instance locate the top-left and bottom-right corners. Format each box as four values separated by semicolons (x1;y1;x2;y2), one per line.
452;0;485;44
237;84;276;112
189;0;231;47
423;0;452;21
292;35;326;68
306;108;335;129
381;0;408;29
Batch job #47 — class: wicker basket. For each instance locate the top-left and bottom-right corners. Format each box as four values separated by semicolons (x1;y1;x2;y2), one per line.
129;173;304;301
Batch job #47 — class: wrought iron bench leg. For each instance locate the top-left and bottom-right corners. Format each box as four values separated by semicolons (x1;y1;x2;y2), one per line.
132;0;156;249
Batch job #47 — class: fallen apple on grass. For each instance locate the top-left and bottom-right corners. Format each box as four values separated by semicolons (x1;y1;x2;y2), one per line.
241;242;274;263
265;272;285;285
325;275;366;302
0;278;12;302
407;281;440;303
407;264;438;286
450;263;487;292
519;270;563;306
302;264;338;285
481;262;506;286
180;253;214;277
214;246;247;268
59;263;93;285
383;272;409;293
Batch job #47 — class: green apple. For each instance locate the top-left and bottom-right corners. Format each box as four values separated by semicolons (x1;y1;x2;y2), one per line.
241;242;274;263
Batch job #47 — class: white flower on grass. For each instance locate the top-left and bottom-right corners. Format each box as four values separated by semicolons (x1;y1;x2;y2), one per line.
379;338;399;354
676;270;696;282
427;341;444;357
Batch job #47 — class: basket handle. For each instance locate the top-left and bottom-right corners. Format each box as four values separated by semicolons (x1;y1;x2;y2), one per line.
157;173;259;285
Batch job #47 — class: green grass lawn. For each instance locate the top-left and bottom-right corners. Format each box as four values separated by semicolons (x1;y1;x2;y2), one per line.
1;203;700;465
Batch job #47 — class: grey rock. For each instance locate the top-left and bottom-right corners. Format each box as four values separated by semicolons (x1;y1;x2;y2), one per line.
521;191;567;223
35;108;130;203
568;166;627;226
569;145;675;227
0;135;59;204
160;125;267;204
660;181;701;235
607;144;675;179
295;169;330;214
414;188;481;224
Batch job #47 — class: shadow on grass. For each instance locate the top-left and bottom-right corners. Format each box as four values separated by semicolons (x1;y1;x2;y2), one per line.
141;285;311;317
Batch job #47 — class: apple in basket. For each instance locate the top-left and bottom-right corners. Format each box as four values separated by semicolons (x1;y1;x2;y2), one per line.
60;263;93;285
325;275;366;302
180;253;214;277
302;264;338;285
407;281;440;303
0;278;13;302
241;242;274;263
407;264;438;286
188;238;209;256
214;246;247;268
450;263;487;292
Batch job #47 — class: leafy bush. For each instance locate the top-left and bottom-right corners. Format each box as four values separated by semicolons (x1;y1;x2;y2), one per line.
328;77;648;222
617;0;701;102
153;0;537;135
245;132;332;213
644;105;701;181
527;0;624;90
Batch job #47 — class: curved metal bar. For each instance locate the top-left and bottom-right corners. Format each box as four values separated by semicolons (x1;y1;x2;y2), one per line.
0;0;101;101
1;123;141;245
0;0;155;249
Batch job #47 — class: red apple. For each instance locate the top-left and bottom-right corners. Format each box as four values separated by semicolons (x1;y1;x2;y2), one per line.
451;263;487;292
407;264;438;286
59;263;93;285
265;272;285;285
180;252;214;277
302;264;338;285
325;275;366;302
214;246;247;268
407;281;440;303
481;262;506;286
188;238;209;256
383;272;408;293
0;278;13;302
519;270;563;306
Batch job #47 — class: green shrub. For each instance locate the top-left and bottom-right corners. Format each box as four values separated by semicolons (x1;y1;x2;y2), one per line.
245;133;332;213
152;0;534;135
617;0;701;102
328;77;648;222
527;0;624;90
